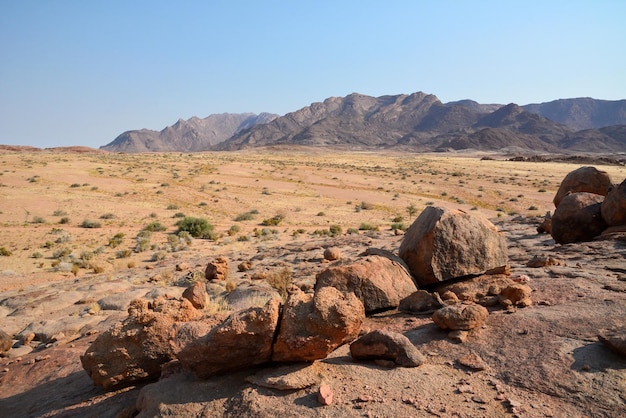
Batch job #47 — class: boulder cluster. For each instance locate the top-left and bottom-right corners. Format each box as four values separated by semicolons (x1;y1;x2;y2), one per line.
544;166;626;244
81;205;522;391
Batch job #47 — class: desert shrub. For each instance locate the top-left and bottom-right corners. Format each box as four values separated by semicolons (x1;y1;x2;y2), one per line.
359;223;378;231
528;205;538;211
92;265;105;274
538;188;547;193
261;214;284;226
234;211;256;221
80;251;94;261
228;225;241;236
178;231;193;244
31;251;43;258
143;222;167;232
173;212;186;218
53;209;67;216
360;201;374;210
390;222;406;231
80;219;102;229
166;203;179;210
204;296;230;315
135;236;151;252
198;202;207;207
151;251;167;261
31;216;46;224
317;211;326;216
329;224;342;236
176;216;215;239
100;213;116;219
266;267;292;300
225;280;237;293
52;247;72;259
69;183;81;188
0;247;12;256
116;249;132;259
392;215;404;223
237;235;250;242
347;228;360;234
108;232;125;248
59;217;70;224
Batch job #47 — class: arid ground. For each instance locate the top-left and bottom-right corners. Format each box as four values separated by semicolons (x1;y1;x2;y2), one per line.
1;148;625;417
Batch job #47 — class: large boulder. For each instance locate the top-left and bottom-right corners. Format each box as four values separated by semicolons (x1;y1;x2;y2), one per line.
315;250;417;313
177;298;280;378
80;296;201;390
182;282;209;309
272;287;364;362
551;192;607;244
553;166;612;208
350;329;425;367
399;207;508;286
601;179;626;226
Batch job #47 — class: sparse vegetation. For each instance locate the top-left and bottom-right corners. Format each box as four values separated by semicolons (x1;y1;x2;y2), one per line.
80;219;102;229
266;267;292;300
176;216;216;239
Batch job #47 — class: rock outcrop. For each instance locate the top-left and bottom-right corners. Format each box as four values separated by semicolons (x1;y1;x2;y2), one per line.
80;297;201;390
205;256;229;281
315;250;417;313
601;179;626;226
553;166;612;208
551;192;607;244
272;287;364;362
399;207;508;286
177;298;280;378
350;329;425;367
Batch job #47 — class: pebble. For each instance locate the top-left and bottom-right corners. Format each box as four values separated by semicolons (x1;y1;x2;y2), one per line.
317;383;333;406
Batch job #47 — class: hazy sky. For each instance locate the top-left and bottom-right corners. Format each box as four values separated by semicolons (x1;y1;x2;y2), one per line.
1;1;625;148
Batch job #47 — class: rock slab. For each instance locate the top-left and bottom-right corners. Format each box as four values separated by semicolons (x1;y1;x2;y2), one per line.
350;329;425;367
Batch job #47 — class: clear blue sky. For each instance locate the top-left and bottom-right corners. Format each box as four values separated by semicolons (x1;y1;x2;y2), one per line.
1;1;625;148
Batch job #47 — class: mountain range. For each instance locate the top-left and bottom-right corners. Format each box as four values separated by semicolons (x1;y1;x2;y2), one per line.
101;93;626;153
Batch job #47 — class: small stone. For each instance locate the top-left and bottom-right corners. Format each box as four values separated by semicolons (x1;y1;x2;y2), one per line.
448;330;469;343
508;398;522;408
323;247;341;261
457;353;488;371
472;396;486;404
357;395;373;402
457;384;474;393
317;383;334;406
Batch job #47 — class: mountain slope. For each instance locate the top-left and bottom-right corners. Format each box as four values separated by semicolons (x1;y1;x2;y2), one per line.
101;113;277;152
522;98;626;130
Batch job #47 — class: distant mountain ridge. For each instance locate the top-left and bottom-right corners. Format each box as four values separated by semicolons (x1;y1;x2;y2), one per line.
101;94;626;153
101;113;277;152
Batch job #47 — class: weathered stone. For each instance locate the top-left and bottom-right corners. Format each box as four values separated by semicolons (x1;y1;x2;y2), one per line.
398;290;443;313
182;282;209;309
526;255;563;268
432;303;488;331
601;179;626;226
315;251;416;313
323;247;342;261
551;192;607;244
553;166;612;208
0;329;12;353
457;352;488;371
205;256;229;281
598;331;626;357
499;284;532;307
245;363;322;390
177;298;280;378
350;329;425;367
536;211;552;234
318;383;334;405
399;206;508;286
272;287;364;362
237;261;252;272
80;297;201;390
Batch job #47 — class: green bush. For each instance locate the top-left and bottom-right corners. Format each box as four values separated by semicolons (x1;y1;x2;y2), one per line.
143;222;167;232
176;217;215;239
261;214;284;226
0;247;12;256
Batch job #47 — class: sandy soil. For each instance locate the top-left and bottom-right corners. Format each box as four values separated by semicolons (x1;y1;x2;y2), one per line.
0;148;625;417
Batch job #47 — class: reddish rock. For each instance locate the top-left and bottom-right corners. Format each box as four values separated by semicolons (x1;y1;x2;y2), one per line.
350;329;425;367
432;303;488;331
177;298;280;378
398;290;442;313
598;330;626;357
457;352;488;371
315;251;416;313
536;211;552;234
272;287;364;362
323;247;342;261
182;282;208;309
237;261;252;272
553;166;612;208
318;383;334;405
551;192;607;244
205;256;229;281
499;284;532;308
80;297;201;390
399;206;508;286
0;329;12;353
601;179;626;226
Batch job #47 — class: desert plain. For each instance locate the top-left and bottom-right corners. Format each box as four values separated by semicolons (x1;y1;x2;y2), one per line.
0;148;625;417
